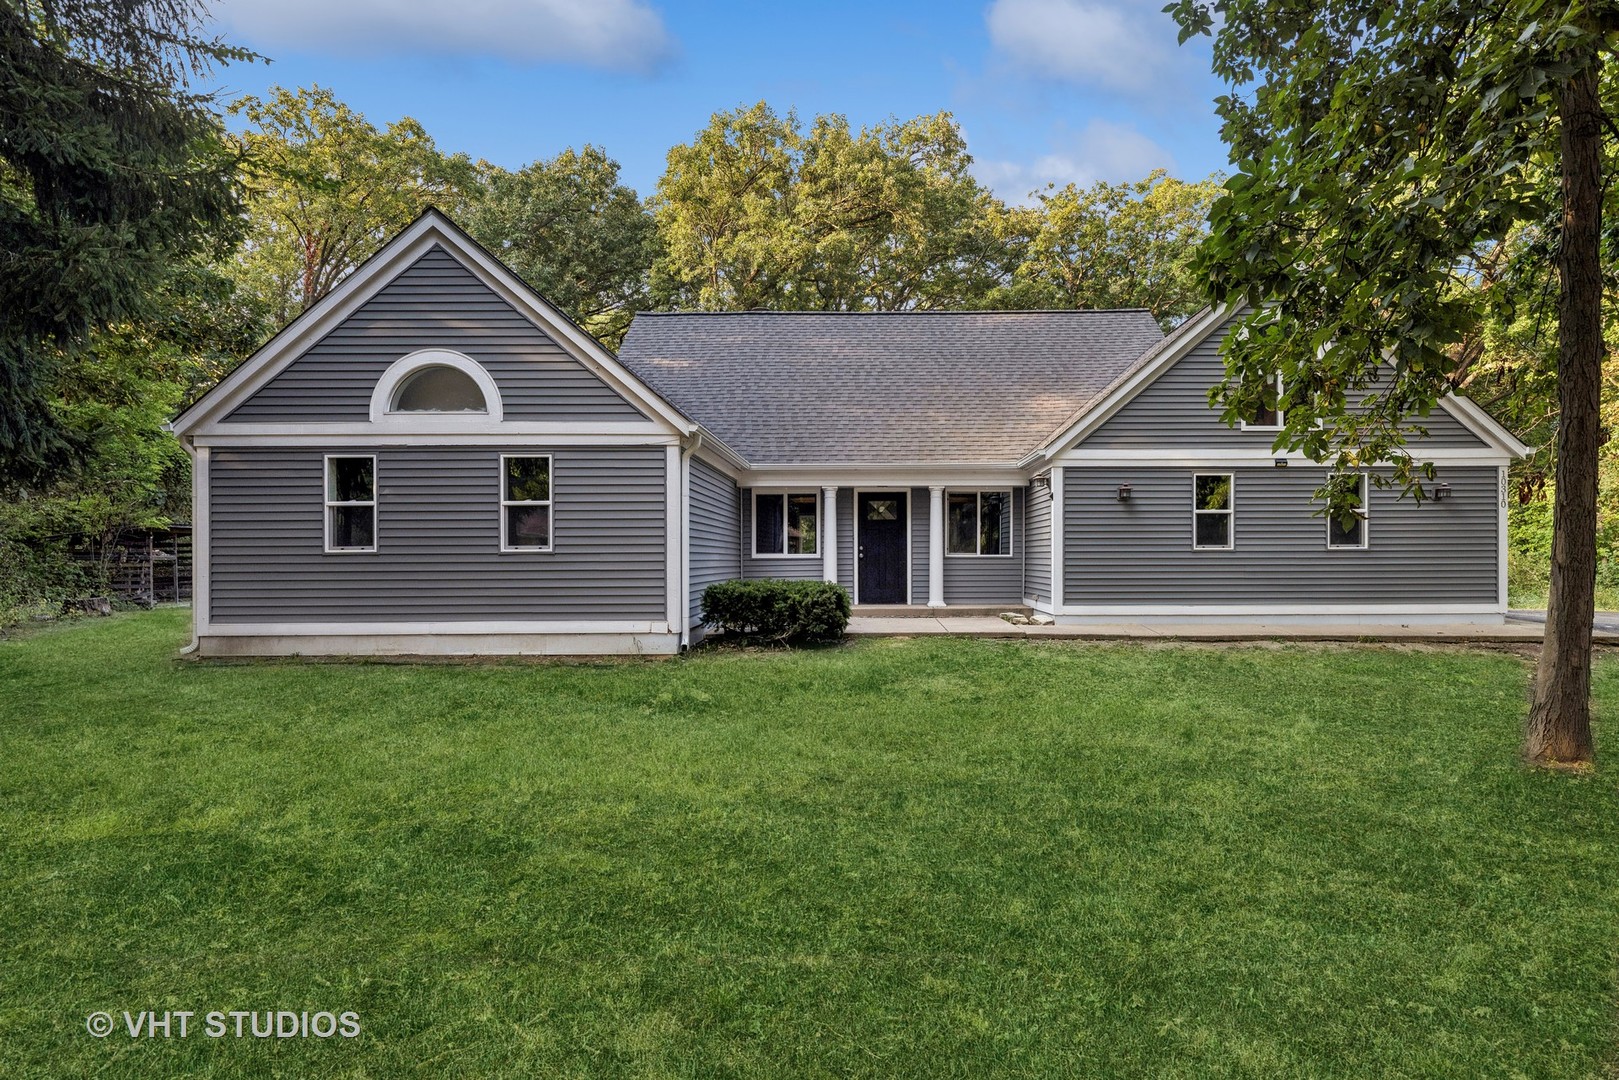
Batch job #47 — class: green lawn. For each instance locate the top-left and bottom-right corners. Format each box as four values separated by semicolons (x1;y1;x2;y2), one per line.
3;611;1619;1078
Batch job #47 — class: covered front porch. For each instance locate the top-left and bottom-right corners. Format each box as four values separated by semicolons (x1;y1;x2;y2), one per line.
738;475;1034;609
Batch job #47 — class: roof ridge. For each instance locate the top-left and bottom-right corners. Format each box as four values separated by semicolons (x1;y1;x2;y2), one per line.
630;307;1157;316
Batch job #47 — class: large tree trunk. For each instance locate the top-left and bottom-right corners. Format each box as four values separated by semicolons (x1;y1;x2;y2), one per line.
1524;56;1604;768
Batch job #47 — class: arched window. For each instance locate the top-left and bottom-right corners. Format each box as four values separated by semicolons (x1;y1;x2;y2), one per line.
391;364;487;413
369;350;503;423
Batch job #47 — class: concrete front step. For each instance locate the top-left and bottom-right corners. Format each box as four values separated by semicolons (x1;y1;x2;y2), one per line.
850;604;1032;618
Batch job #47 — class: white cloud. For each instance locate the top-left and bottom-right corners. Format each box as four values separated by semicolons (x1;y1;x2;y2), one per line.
213;0;675;73
985;0;1174;92
975;119;1173;204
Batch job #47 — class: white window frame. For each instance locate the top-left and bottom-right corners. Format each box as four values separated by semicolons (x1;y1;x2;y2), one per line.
944;489;1015;557
369;349;504;424
1239;372;1285;432
500;453;554;554
324;454;377;554
1326;472;1370;551
751;490;820;558
1191;473;1235;551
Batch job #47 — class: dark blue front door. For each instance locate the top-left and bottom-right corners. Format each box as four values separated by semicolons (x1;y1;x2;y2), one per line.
858;491;907;603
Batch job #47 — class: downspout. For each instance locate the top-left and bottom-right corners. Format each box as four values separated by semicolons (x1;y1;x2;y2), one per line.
679;431;703;651
166;424;202;656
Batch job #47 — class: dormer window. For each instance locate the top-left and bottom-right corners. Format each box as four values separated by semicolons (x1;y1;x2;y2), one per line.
391;364;487;413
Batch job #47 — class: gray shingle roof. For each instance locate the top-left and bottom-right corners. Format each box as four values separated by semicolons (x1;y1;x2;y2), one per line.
617;310;1165;465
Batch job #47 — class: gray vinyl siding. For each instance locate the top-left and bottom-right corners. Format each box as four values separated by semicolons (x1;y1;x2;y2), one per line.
837;489;855;591
1084;315;1490;449
689;458;740;627
942;487;1025;605
897;489;922;605
209;446;667;622
226;246;646;423
1063;466;1500;606
740;489;825;581
1024;480;1052;605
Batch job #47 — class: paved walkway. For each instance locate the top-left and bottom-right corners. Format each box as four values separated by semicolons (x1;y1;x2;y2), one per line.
846;613;1619;643
1508;610;1619;634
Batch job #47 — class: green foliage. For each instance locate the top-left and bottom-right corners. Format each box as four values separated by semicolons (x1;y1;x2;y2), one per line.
0;0;251;483
652;103;1016;311
701;578;851;644
1008;169;1222;328
229;85;475;326
0;261;262;617
1509;443;1619;604
1165;0;1608;511
462;147;656;348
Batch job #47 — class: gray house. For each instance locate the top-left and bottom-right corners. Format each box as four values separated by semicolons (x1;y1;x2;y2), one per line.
169;210;1529;656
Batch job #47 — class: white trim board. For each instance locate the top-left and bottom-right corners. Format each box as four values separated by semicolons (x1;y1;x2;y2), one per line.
187;445;212;649
1056;603;1504;618
191;430;678;449
852;487;913;606
1026;303;1530;465
1054;448;1514;468
745;466;1028;489
169;211;739;457
1497;465;1510;611
203;619;674;636
196;632;682;658
748;489;824;559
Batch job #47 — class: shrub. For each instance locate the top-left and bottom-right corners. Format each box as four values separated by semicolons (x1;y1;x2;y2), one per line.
701;579;851;645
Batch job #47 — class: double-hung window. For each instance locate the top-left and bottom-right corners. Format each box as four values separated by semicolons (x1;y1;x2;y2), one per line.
325;455;377;552
1192;474;1233;550
753;492;818;556
502;455;553;552
946;490;1012;555
1327;473;1369;550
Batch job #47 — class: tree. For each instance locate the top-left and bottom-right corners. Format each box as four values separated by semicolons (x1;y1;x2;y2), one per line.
462;147;656;348
651;102;811;310
651;103;1015;311
1011;170;1221;328
1;261;266;611
1165;0;1619;766
0;0;249;483
231;86;474;326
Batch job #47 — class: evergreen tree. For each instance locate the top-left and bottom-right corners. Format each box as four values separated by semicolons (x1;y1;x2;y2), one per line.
0;0;250;483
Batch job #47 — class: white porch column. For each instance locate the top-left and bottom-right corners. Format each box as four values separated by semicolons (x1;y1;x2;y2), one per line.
822;485;838;584
928;485;946;608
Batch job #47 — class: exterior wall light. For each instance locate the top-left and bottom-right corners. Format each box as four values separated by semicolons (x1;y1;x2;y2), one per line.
1433;483;1451;502
1116;483;1133;502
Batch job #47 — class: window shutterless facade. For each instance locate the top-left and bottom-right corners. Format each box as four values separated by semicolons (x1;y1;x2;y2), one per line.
501;454;553;552
324;455;377;553
1192;473;1233;550
946;489;1012;555
1327;473;1370;550
753;491;819;556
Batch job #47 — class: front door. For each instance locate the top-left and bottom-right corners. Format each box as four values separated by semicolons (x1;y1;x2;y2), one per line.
857;491;908;604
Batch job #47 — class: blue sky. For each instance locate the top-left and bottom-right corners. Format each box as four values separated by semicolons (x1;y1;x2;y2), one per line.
204;0;1231;204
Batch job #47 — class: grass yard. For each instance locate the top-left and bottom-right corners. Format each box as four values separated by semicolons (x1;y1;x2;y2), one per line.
3;611;1619;1078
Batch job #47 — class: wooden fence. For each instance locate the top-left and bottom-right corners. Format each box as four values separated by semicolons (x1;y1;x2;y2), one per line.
83;533;193;604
